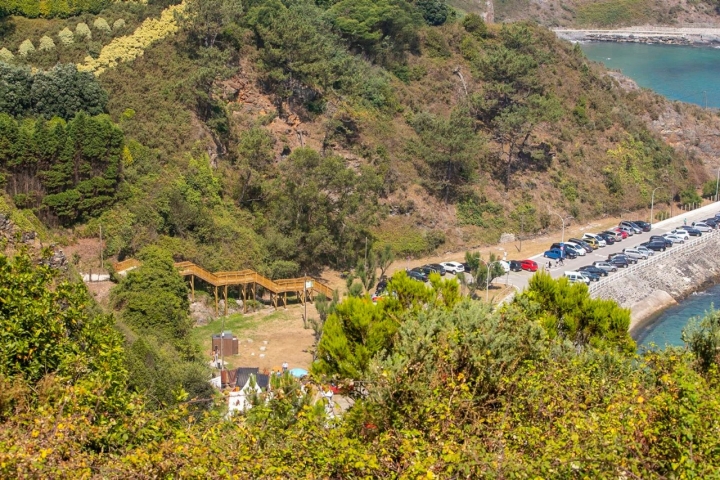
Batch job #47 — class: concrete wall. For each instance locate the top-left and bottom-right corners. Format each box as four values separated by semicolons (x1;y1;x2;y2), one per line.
590;229;720;334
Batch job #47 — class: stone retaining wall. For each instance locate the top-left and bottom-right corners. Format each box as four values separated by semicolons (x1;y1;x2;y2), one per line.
590;230;720;333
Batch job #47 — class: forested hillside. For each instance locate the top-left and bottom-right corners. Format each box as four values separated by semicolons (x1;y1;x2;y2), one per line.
2;0;716;277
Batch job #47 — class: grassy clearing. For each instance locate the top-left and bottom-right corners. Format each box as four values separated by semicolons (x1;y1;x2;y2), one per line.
189;310;291;359
576;0;652;27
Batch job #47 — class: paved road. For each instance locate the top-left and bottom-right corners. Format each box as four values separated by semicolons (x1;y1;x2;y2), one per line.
500;202;720;292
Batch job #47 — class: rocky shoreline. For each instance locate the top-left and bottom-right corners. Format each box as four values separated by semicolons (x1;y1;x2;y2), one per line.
553;27;720;46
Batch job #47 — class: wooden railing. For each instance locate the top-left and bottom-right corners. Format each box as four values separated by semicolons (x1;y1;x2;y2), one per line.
114;259;335;315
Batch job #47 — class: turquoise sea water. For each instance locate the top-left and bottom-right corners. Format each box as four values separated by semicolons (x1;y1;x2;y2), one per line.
581;42;720;347
581;42;720;109
634;283;720;349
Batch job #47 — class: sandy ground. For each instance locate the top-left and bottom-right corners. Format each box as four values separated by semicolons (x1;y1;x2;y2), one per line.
211;303;318;373
553;26;720;44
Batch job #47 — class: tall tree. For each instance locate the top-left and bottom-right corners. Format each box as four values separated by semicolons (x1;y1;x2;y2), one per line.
409;108;483;203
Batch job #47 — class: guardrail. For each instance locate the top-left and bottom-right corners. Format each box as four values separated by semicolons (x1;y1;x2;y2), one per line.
589;229;720;297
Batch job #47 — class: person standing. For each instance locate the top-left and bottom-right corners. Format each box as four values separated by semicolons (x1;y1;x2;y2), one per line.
282;361;288;372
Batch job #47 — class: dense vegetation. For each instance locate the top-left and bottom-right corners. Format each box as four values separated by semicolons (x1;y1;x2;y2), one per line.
0;111;122;225
2;254;720;477
0;0;710;273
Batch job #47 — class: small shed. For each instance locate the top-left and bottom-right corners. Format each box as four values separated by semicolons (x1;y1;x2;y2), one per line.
212;331;238;355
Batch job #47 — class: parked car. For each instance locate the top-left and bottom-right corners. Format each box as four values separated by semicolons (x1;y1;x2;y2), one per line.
703;218;719;228
578;270;600;282
582;233;607;247
509;260;523;272
421;264;445;276
609;256;630;268
601;230;623;241
692;222;712;232
496;261;510;273
608;253;637;265
612;228;629;239
649;236;673;247
676;226;702;236
592;261;618;272
635;245;655;257
617;226;635;237
461;262;472;273
641;240;667;252
568;238;594;253
565;271;590;284
622;248;648;260
579;265;609;277
619;221;643;234
670;229;691;240
663;234;685;244
544;248;565;260
630;220;651;232
563;243;586;256
440;261;464;274
408;268;428;282
519;259;538;272
597;233;616;245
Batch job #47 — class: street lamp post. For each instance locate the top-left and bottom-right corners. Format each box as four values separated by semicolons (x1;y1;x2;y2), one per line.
519;216;524;252
551;212;569;243
650;186;664;230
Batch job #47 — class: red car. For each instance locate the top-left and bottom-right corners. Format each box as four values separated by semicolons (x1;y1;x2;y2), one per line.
520;259;538;272
613;228;629;239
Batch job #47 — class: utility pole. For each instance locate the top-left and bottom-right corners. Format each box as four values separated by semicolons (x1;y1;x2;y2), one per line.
715;167;720;202
303;273;308;329
519;216;524;252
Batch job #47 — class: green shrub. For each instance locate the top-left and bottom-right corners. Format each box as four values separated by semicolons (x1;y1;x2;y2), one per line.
38;35;55;51
94;18;112;33
18;39;35;57
113;18;126;31
58;27;74;45
76;23;92;40
0;48;13;62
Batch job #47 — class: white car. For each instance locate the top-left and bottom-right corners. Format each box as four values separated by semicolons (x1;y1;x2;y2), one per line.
636;245;655;257
663;234;685;244
496;260;510;273
692;222;712;232
622;248;648;260
563;243;586;256
440;261;464;274
670;229;690;240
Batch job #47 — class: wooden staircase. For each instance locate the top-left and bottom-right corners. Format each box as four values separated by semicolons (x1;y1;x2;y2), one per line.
114;259;335;315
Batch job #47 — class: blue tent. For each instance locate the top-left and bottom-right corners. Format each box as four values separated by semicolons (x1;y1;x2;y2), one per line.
289;368;308;378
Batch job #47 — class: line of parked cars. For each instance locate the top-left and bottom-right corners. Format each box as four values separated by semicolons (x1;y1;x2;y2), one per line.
563;214;720;284
542;220;654;261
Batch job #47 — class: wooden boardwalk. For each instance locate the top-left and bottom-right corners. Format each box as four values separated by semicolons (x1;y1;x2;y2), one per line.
113;259;334;315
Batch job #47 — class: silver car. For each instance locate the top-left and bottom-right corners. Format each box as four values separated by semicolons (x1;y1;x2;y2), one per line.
622;248;648;260
635;245;655;257
663;234;685;244
593;261;618;272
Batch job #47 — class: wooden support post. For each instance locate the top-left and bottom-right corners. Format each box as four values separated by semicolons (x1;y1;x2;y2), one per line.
214;286;219;315
191;275;195;302
242;284;247;313
223;285;228;316
283;292;287;309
